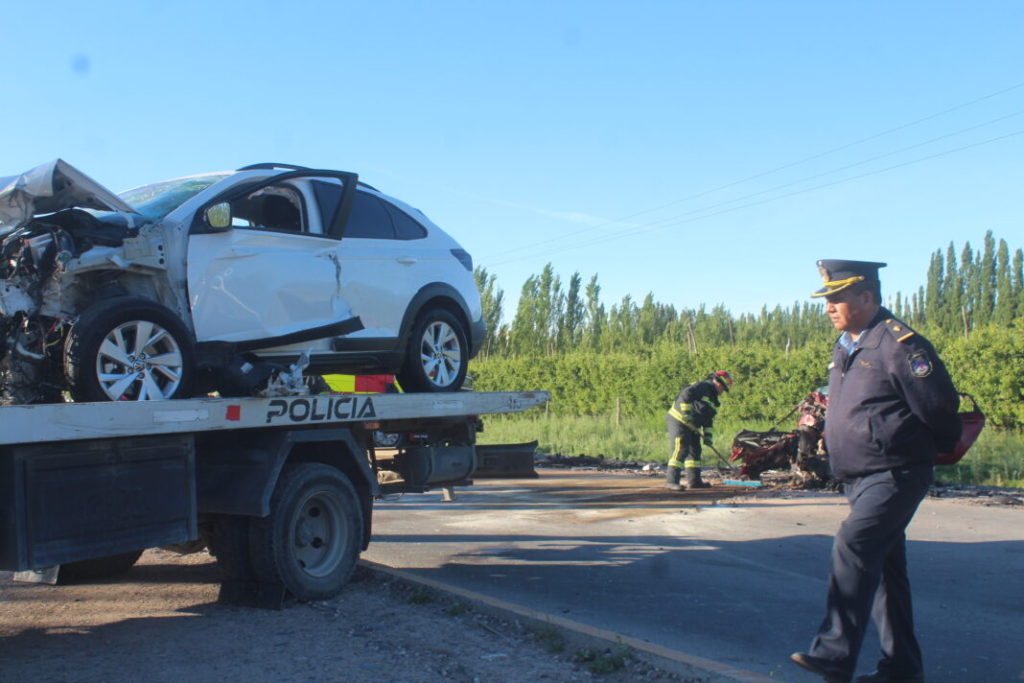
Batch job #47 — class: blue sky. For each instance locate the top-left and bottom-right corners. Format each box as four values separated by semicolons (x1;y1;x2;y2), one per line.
5;1;1023;318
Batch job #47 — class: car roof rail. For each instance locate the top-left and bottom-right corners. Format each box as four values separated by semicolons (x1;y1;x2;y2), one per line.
237;163;376;190
237;163;311;171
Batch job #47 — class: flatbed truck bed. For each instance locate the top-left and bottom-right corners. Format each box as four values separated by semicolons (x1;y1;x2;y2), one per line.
0;390;548;606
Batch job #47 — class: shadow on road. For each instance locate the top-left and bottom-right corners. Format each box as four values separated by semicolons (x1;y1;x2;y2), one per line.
367;530;1023;683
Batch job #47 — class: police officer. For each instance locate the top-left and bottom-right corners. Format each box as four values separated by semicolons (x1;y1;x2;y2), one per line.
665;370;733;490
791;260;961;683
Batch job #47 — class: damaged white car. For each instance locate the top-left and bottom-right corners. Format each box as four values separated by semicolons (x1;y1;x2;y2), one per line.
0;160;484;403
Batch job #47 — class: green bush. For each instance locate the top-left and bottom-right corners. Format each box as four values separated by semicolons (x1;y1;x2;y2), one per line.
473;342;832;423
936;322;1024;429
474;323;1023;430
474;326;1024;486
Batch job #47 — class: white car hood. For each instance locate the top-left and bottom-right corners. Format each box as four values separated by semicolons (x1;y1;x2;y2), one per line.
0;159;138;235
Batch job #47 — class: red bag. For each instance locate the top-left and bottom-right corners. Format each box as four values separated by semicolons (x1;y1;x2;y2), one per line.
936;394;985;466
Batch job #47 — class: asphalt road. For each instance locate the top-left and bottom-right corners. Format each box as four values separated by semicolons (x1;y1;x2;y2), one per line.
364;470;1024;682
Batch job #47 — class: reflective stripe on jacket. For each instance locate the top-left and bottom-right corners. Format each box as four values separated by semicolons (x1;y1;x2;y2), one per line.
667;380;719;431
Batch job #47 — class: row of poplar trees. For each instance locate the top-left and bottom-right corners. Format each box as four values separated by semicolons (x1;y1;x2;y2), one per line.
475;231;1023;358
470;231;1024;430
474;268;836;357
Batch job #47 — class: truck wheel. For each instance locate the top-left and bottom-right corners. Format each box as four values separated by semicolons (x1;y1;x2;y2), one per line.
210;515;256;581
398;308;468;392
57;550;144;583
248;463;363;601
65;297;196;402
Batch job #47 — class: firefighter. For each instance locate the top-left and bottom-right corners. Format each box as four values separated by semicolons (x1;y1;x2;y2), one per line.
664;370;733;490
791;260;961;683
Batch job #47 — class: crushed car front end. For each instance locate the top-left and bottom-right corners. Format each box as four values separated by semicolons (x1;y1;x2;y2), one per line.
0;160;203;403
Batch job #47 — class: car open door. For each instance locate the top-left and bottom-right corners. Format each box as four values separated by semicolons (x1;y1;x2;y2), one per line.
185;169;360;349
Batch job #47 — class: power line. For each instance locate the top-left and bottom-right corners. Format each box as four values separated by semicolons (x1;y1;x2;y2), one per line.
600;109;1024;235
481;79;1024;264
559;127;1024;255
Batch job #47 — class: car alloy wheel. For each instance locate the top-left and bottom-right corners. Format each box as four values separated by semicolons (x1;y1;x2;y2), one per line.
398;307;469;392
419;319;462;389
65;297;196;402
95;319;185;400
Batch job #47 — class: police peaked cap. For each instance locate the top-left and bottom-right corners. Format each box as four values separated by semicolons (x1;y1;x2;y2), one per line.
811;259;887;297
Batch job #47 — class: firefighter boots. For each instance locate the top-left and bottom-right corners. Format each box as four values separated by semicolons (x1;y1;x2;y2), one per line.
664;466;684;491
686;467;711;489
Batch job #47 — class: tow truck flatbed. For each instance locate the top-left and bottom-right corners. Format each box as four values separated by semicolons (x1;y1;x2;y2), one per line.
0;390;549;605
0;391;548;445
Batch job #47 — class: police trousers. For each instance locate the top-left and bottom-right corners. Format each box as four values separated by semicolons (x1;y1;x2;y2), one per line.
808;463;933;677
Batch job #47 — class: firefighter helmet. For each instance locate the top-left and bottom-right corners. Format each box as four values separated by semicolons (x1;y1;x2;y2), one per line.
709;370;734;391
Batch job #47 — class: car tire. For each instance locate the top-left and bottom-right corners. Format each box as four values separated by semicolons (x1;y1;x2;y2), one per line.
57;550;144;583
65;297;196;402
248;463;363;601
398;307;468;392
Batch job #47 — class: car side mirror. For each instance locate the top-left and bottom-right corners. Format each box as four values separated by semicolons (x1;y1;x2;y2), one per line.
204;202;232;231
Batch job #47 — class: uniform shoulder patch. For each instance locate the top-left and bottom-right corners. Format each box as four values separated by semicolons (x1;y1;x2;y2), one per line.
908;349;933;377
884;317;916;343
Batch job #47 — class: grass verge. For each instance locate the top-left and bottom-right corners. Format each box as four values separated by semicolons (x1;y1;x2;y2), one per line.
574;641;631;674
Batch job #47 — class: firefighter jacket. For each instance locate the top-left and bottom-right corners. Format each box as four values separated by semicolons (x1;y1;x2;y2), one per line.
667;380;720;438
824;307;961;482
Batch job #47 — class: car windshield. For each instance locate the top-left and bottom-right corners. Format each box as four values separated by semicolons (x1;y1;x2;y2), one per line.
117;173;231;221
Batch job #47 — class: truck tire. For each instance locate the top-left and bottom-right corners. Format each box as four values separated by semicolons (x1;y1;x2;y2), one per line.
248;463;363;601
210;515;256;581
65;297;196;402
398;307;468;392
57;549;144;583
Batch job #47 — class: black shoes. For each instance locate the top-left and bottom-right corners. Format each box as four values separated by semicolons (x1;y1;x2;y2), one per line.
665;466;683;491
685;470;711;488
854;671;924;682
790;652;852;683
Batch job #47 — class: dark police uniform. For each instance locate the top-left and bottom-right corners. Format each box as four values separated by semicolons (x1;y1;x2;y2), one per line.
797;261;961;683
665;379;719;488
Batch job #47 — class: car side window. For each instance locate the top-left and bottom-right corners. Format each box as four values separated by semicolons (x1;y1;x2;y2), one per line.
344;191;397;239
386;202;428;240
230;186;305;233
311;179;342;234
305;182;428;240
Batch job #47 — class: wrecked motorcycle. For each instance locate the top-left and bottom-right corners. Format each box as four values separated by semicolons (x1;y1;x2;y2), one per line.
731;390;984;487
730;390;832;488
